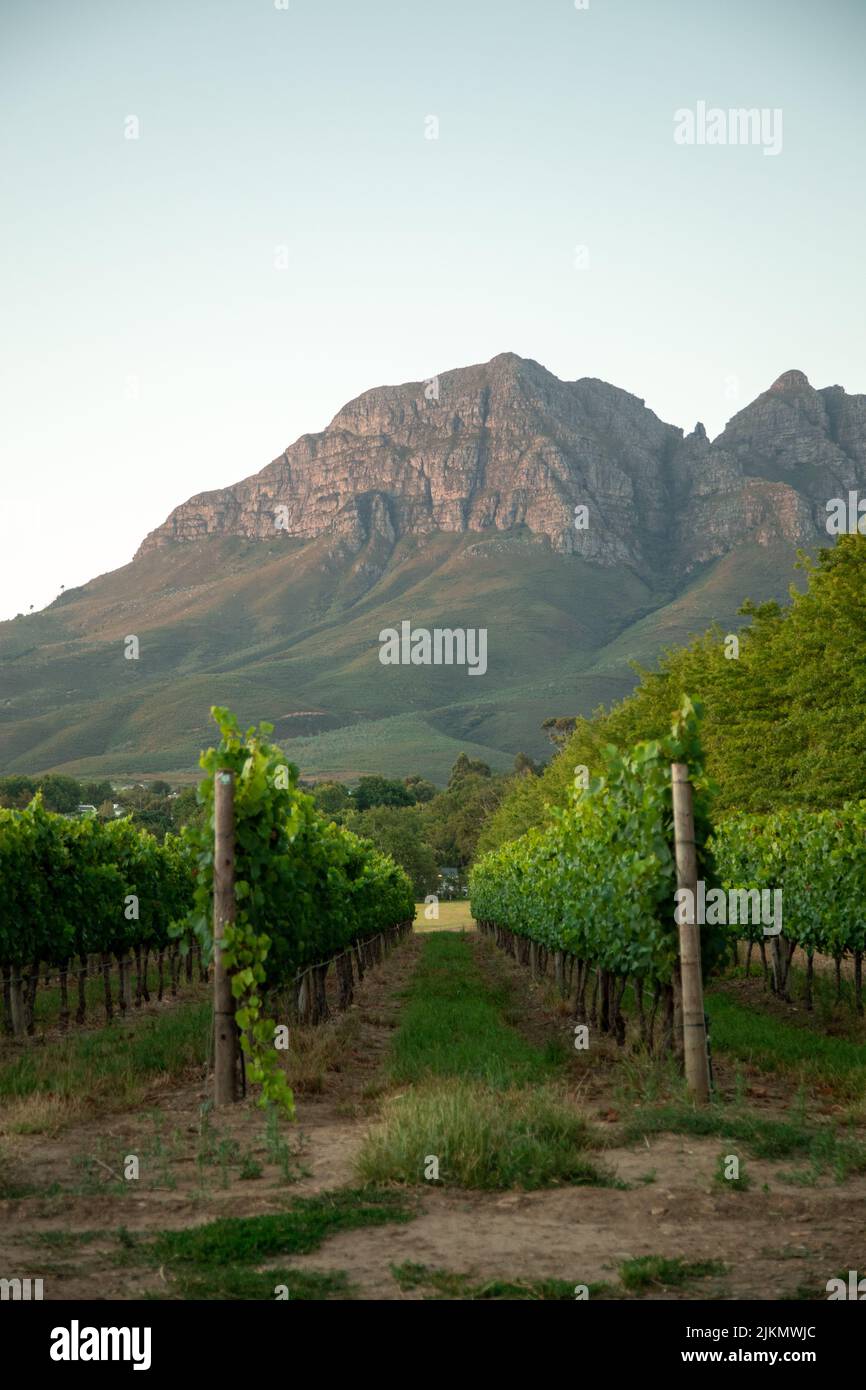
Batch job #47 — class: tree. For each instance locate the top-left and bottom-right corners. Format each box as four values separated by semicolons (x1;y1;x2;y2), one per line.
513;751;543;777
447;754;491;788
353;775;415;811
0;776;38;809
403;774;437;803
81;780;114;807
130;807;174;841
476;770;552;857
311;781;351;817
344;805;438;898
118;784;149;812
422;769;506;867
38;775;82;814
541;716;577;746
169;786;201;830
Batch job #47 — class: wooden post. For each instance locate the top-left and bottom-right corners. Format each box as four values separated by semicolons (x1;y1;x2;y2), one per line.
214;769;238;1106
671;763;710;1104
8;969;26;1037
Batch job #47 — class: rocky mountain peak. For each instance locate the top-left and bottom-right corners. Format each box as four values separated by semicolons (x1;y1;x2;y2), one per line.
136;355;865;578
768;368;812;395
6;359;866;784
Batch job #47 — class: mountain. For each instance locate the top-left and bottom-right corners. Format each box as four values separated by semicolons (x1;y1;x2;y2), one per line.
1;354;863;784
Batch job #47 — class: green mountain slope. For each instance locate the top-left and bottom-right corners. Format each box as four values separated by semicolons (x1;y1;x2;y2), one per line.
0;529;804;782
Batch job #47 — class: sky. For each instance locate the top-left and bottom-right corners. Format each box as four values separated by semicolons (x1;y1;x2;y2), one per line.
1;0;864;619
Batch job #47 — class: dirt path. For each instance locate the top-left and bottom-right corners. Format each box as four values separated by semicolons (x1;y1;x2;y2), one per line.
1;928;861;1300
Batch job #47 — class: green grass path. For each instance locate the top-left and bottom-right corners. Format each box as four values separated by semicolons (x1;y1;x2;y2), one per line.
389;930;561;1088
357;931;607;1190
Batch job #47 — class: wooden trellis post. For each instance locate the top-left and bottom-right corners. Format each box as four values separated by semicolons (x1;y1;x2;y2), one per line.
213;769;238;1106
671;763;710;1104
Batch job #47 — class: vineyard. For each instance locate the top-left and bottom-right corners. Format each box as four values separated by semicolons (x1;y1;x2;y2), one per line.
0;804;194;1034
2;702;866;1311
470;698;866;1053
0;708;415;1075
712;805;866;1008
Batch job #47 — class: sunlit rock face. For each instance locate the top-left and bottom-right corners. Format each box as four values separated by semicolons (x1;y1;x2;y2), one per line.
138;355;865;573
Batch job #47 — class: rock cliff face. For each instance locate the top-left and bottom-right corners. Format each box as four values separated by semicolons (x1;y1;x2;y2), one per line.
138;354;866;576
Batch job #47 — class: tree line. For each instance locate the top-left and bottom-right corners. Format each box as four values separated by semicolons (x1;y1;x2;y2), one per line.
306;753;543;898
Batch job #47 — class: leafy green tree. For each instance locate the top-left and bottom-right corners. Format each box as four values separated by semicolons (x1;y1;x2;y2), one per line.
353;775;414;810
169;786;202;830
36;774;82;813
0;776;39;808
344;805;438;897
81;780;114;807
476;769;553;857
448;754;491;788
470;699;724;1009
311;781;351;817
423;768;506;867
513;751;543;777
183;707;414;1111
0;798;65;984
0;798;195;1031
403;774;437;803
130;806;174;841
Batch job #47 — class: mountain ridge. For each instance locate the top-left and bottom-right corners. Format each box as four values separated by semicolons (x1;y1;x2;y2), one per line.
2;353;864;783
135;353;859;576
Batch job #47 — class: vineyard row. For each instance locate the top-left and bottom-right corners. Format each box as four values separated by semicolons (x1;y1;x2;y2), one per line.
469;705;866;1048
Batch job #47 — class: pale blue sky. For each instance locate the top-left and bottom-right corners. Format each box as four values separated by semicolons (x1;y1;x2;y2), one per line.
1;0;864;618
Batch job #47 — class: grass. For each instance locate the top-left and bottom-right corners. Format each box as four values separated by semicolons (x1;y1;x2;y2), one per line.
390;1257;725;1300
357;1079;612;1190
386;932;562;1088
0;961;205;1034
190;1108;303;1191
714;1152;751;1190
357;933;609;1190
0;1164;61;1199
706;986;866;1100
614;974;866;1183
610;1029;687;1107
261;1001;363;1096
730;953;866;1027
145;1187;416;1267
618;1255;727;1292
153;1267;353;1301
262;1106;307;1184
620;1101;866;1180
0;1000;211;1131
390;1262;610;1300
782;1270;851;1302
413;901;476;933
